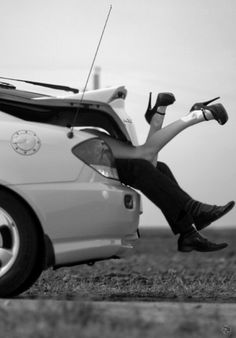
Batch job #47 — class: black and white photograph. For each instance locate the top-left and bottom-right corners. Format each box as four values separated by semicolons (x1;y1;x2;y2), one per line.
0;0;235;337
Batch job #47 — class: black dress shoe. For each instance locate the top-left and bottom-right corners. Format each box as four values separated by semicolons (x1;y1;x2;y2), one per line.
192;201;235;231
145;92;175;124
178;231;228;252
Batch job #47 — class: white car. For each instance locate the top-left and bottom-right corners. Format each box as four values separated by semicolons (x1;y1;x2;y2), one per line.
0;80;141;297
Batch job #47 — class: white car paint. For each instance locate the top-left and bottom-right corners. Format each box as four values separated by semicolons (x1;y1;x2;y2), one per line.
34;86;139;146
0;102;141;268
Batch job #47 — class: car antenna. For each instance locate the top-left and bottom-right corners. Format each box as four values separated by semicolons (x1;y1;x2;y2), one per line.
67;4;112;139
0;76;79;93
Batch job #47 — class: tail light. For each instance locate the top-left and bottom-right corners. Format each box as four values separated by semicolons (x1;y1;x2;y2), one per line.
72;138;119;180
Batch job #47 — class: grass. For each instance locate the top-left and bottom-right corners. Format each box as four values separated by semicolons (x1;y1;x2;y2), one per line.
23;227;236;302
1;228;236;337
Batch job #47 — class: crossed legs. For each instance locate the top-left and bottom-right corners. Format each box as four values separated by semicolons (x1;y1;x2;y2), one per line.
100;109;216;163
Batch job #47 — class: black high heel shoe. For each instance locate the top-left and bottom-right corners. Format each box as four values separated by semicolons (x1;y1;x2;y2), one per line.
190;96;220;112
145;92;176;124
190;97;228;125
192;102;229;125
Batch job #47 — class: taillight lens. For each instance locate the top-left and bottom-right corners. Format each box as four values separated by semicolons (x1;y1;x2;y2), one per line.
72;138;119;180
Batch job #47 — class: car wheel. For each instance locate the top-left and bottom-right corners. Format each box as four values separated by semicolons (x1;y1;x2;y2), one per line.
0;190;42;297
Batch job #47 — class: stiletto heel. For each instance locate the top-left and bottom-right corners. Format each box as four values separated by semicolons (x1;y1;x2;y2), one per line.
190;96;220;112
202;97;220;106
145;92;176;124
147;92;152;111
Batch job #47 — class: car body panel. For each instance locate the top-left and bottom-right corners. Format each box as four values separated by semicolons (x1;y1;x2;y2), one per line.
0;83;141;268
12;179;140;266
0;115;90;184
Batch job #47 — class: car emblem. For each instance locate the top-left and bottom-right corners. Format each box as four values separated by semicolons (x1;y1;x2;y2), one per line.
11;130;41;155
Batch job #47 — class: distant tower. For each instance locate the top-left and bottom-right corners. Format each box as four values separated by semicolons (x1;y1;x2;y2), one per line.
93;66;101;90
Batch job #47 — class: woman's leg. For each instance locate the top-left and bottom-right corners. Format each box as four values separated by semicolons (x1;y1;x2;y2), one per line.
102;109;212;161
145;106;167;142
143;110;213;161
146;106;167;164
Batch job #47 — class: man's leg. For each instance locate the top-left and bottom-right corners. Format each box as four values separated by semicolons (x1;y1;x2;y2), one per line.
116;158;228;252
156;161;180;185
156;161;235;230
116;158;195;235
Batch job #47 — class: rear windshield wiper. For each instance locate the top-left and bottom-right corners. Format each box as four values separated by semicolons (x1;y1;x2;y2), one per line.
0;76;79;94
0;81;16;90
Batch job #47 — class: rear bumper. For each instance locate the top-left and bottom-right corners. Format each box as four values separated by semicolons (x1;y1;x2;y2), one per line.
53;232;139;268
10;180;141;267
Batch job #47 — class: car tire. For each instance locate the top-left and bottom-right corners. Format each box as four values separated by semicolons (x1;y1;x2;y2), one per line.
0;190;42;297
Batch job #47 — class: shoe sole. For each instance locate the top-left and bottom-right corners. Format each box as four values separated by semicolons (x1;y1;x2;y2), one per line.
178;243;228;253
211;103;228;125
196;201;235;231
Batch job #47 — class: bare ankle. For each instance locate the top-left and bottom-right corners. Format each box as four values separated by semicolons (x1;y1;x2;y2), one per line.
182;110;204;123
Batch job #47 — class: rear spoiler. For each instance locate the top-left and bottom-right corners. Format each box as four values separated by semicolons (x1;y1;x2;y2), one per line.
48;86;128;104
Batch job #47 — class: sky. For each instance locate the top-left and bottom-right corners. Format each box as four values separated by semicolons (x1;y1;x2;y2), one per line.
0;0;236;227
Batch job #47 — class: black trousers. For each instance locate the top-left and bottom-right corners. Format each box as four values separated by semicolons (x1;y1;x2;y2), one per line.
116;159;194;235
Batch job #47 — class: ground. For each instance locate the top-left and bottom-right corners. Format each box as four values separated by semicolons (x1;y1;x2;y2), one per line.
25;227;236;302
0;227;236;337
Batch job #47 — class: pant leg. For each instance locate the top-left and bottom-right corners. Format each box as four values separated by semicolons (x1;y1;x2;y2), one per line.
156;161;179;184
116;158;194;235
157;161;192;201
